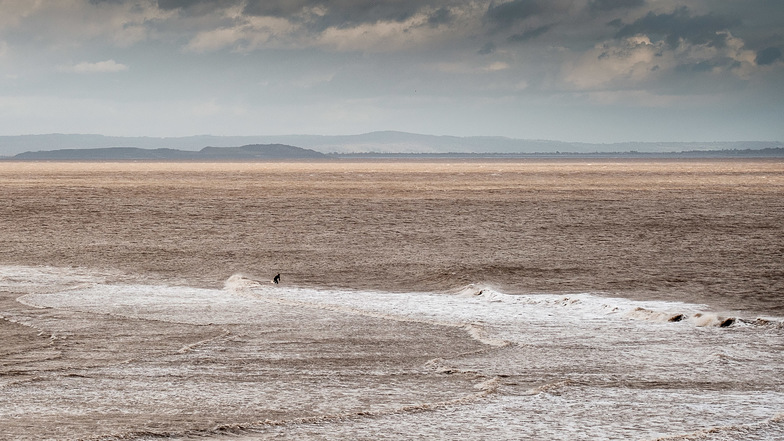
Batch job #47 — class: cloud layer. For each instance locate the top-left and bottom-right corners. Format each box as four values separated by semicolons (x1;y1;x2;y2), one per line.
58;60;129;73
0;0;782;141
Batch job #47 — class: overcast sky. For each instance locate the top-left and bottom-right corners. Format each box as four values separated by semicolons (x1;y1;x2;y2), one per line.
0;0;782;142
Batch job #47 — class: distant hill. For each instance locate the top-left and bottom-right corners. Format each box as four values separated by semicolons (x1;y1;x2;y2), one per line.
11;147;195;161
198;144;325;159
10;144;326;161
1;132;782;156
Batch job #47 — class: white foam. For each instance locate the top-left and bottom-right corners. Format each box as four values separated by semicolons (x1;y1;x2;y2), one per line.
4;265;784;441
11;270;270;326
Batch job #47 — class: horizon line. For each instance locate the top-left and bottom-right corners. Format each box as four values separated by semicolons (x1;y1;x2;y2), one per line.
2;132;782;145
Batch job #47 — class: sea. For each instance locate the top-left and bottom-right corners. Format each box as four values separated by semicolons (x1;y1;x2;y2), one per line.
1;159;782;440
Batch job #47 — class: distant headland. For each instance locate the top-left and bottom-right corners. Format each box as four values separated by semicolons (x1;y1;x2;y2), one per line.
1;132;782;159
8;144;326;161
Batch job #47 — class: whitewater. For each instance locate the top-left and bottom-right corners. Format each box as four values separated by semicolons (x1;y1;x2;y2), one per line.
2;265;782;440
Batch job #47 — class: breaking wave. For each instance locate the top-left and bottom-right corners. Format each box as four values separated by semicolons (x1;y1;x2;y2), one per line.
448;283;766;329
4;266;784;441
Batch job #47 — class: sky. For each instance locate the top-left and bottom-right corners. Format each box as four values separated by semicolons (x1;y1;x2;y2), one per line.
0;0;782;143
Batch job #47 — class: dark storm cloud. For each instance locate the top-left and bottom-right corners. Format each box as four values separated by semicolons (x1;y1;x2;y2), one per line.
615;7;740;48
589;0;645;12
756;47;782;65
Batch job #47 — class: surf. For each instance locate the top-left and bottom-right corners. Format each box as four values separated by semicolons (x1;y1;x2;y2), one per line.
3;265;784;441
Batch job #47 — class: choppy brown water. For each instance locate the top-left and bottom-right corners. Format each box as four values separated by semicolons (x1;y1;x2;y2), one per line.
2;159;782;313
1;159;784;441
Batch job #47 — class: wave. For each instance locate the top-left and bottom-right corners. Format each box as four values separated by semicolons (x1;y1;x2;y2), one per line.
223;273;268;296
527;379;574;396
447;283;766;329
5;266;781;331
4;265;784;441
647;413;784;441
226;277;512;348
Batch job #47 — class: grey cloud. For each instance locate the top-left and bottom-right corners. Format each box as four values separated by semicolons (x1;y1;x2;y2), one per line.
243;0;436;29
615;7;740;48
428;7;454;27
486;0;546;28
155;0;242;17
589;0;645;12
756;47;782;65
157;0;237;10
507;24;553;43
85;0;171;10
157;0;238;9
478;41;496;55
675;59;734;74
241;0;311;18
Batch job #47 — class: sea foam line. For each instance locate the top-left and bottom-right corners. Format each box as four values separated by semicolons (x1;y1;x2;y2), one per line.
225;275;510;348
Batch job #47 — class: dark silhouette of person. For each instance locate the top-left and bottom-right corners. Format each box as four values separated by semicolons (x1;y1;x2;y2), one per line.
273;273;280;284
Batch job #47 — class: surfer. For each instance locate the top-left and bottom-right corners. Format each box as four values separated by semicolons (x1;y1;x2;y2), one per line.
273;273;280;284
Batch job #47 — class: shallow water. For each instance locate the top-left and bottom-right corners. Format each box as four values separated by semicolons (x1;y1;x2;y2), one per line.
2;267;783;440
1;159;783;439
1;159;782;313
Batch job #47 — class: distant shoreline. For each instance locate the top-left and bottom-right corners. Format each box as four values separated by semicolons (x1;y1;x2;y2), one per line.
3;149;783;161
329;149;784;159
1;132;782;158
